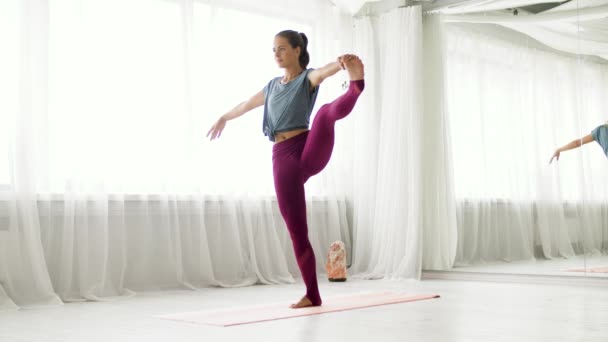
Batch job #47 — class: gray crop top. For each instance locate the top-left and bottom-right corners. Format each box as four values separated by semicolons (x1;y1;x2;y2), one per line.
262;68;319;142
591;121;608;158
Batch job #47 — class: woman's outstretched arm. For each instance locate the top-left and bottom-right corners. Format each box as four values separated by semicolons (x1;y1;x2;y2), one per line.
308;59;343;89
206;90;264;140
549;134;595;164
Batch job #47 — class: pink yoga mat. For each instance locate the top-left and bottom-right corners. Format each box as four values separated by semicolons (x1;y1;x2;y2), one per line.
565;266;608;273
157;291;440;327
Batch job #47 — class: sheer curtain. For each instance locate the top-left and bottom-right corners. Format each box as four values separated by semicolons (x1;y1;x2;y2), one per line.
0;0;63;311
445;23;608;265
350;6;425;279
0;0;355;309
421;15;458;271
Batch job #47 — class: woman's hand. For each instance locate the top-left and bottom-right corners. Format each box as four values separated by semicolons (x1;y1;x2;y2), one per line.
337;55;346;70
207;116;227;141
549;149;561;164
337;54;358;70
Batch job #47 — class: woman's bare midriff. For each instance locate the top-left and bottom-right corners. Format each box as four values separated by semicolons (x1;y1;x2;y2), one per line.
274;128;309;143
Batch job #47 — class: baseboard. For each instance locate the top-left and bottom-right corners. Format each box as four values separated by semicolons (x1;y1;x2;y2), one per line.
422;270;608;287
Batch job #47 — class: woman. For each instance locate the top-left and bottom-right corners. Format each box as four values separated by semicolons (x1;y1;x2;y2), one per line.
207;30;365;308
550;121;608;163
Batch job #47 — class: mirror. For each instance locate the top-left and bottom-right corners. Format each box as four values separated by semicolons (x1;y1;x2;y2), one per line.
425;0;608;279
577;49;608;279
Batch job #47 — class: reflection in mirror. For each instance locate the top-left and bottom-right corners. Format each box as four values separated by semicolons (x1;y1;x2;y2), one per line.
427;0;608;278
576;50;608;279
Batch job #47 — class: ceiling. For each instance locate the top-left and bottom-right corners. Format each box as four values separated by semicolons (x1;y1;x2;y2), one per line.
329;0;608;59
330;0;608;15
329;0;382;14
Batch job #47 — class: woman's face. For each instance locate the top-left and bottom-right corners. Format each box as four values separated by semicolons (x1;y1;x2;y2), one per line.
273;36;300;69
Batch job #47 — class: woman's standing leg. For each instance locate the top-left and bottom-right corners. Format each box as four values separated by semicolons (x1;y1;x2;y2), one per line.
272;57;365;309
273;143;322;308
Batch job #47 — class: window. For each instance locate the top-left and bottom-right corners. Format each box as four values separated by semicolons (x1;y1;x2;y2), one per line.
41;0;311;194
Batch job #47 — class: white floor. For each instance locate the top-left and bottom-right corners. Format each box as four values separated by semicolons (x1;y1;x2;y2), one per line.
448;255;608;277
1;277;607;342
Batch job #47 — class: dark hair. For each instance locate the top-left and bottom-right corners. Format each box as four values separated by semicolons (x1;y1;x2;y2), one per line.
276;30;310;69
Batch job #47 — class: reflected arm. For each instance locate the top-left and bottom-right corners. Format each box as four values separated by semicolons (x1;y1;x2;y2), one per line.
549;134;595;163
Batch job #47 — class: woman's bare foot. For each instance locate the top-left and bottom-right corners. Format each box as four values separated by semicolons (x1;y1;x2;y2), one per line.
342;55;364;81
289;296;314;309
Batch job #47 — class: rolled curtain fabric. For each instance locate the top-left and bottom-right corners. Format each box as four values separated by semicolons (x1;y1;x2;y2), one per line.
441;1;608;60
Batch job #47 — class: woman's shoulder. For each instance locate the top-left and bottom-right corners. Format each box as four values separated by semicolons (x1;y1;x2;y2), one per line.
592;122;608;138
303;68;318;85
304;68;316;75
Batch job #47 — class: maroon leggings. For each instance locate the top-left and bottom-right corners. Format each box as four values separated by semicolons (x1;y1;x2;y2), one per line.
272;80;364;306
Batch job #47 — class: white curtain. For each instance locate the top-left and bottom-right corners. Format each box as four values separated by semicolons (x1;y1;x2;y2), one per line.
350;15;379;276
0;0;63;311
350;6;425;279
445;23;608;265
421;15;458;270
0;0;355;309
